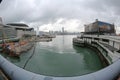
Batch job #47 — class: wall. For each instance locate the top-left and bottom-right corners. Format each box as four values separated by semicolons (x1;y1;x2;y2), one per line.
17;30;36;38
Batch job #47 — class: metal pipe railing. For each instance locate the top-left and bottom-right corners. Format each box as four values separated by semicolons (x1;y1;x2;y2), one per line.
0;53;120;80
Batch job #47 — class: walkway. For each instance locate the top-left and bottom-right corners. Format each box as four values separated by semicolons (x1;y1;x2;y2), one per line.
100;42;118;52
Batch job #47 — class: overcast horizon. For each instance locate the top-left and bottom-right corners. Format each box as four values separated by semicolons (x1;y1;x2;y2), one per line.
0;0;120;33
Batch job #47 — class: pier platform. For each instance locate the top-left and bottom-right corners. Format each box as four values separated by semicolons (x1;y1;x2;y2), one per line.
74;35;120;64
100;42;118;52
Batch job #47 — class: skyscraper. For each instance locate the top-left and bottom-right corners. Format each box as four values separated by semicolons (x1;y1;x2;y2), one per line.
62;27;64;33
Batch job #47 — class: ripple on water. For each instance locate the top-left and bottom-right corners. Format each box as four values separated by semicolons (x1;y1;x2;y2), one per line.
3;35;104;77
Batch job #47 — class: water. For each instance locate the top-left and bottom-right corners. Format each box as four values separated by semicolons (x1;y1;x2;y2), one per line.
1;35;103;77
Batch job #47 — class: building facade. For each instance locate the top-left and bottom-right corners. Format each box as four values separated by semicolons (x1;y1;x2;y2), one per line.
84;19;116;35
0;18;36;41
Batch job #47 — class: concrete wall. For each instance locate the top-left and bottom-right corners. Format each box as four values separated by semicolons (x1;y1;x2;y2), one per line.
17;30;36;38
0;27;17;40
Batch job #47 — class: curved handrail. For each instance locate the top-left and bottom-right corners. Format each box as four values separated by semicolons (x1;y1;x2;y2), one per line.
0;55;120;80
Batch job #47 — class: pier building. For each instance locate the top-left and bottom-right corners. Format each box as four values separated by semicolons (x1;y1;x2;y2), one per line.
84;19;116;35
73;20;120;79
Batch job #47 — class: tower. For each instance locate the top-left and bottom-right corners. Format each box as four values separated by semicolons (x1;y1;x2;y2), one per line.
0;17;3;27
62;27;64;33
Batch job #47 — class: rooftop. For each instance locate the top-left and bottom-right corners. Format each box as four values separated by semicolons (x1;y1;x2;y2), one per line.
7;23;29;27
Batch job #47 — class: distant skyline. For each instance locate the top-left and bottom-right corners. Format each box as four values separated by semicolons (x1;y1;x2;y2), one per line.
0;0;120;33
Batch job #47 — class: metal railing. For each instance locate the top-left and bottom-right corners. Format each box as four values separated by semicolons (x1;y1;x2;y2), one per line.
0;54;120;80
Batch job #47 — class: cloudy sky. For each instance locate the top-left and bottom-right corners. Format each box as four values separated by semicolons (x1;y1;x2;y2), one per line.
0;0;120;33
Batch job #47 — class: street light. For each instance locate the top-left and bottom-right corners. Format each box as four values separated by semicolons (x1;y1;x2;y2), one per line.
96;19;100;37
97;27;100;37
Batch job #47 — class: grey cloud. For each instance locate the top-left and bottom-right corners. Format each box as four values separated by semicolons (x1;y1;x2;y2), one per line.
0;0;120;29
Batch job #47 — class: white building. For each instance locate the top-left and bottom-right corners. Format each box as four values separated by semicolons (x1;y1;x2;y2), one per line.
0;17;36;42
7;23;36;38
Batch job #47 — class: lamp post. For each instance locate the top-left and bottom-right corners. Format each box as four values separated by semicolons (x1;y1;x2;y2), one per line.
97;27;100;37
96;19;100;37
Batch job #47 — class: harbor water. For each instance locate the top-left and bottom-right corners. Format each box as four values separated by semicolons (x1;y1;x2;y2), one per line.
1;35;104;77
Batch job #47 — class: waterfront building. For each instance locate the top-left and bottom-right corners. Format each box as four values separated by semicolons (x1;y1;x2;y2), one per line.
0;17;36;44
0;18;36;57
0;25;17;40
0;18;17;41
84;19;116;35
7;23;36;38
0;17;36;41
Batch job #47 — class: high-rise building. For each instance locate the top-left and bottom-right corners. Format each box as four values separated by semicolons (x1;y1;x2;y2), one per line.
0;17;3;27
62;27;64;33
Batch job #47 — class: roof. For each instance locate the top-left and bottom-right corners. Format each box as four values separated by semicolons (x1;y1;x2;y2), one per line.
7;23;29;27
85;20;114;26
15;27;34;31
97;21;113;26
3;24;34;31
